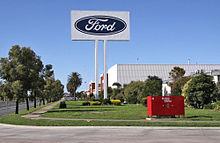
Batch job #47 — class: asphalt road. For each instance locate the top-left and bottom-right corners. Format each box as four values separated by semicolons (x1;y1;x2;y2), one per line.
0;125;219;143
0;101;40;116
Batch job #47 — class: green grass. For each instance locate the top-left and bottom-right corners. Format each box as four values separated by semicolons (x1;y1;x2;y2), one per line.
42;101;147;120
178;108;220;121
42;101;220;121
1;116;220;127
0;101;220;126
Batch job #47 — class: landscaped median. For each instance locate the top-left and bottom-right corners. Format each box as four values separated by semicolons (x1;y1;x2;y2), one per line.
0;101;220;127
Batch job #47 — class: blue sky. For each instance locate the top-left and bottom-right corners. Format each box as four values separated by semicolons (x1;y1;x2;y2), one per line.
0;0;220;92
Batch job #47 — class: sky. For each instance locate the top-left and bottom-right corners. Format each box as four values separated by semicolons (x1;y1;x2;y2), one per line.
0;0;220;92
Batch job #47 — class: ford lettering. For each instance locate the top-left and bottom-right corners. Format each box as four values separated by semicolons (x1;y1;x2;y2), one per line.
74;16;127;36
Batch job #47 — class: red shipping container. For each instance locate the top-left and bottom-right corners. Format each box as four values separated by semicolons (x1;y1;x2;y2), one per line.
147;96;185;117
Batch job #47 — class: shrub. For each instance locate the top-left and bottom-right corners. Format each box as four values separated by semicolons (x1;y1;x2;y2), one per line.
124;81;144;104
110;100;121;106
115;92;124;102
90;101;101;105
82;101;90;106
214;101;220;110
59;101;67;109
203;101;220;110
141;76;162;99
102;99;111;105
204;104;214;109
184;73;219;109
92;99;101;101
90;96;95;101
141;97;148;107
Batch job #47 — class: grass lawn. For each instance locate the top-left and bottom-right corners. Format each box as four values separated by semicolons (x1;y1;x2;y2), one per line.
0;100;220;126
42;101;220;121
42;101;147;120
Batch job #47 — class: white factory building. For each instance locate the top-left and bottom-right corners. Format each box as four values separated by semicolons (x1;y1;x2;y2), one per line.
107;64;220;90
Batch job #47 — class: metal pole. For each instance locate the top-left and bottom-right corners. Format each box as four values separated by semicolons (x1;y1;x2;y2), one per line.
95;40;99;100
104;40;107;99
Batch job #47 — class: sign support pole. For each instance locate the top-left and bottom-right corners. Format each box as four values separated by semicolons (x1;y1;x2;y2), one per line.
104;40;107;99
95;40;99;100
71;11;129;100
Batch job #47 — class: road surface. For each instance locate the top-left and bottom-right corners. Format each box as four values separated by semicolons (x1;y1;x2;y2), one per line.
0;124;219;143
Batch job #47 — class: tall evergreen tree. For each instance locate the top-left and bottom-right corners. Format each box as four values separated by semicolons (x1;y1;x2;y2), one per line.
42;64;55;104
0;45;43;113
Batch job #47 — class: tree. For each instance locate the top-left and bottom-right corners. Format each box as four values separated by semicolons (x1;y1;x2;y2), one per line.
141;76;162;100
182;79;192;106
11;81;24;114
10;46;43;110
42;64;54;104
44;64;54;78
43;78;54;103
67;72;82;100
112;82;122;88
170;76;191;96
169;66;186;96
0;81;3;100
111;82;123;100
124;81;144;104
76;91;86;100
0;45;44;113
17;46;43;110
111;88;121;100
0;45;64;113
0;46;25;114
169;66;185;82
31;74;45;107
0;81;14;102
107;87;113;98
51;80;64;101
184;73;219;109
216;82;220;101
114;92;124;102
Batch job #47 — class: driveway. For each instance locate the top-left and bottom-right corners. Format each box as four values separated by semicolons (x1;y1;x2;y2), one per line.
0;124;220;143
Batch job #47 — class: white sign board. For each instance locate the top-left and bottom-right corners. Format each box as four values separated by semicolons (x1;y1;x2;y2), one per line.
71;10;130;41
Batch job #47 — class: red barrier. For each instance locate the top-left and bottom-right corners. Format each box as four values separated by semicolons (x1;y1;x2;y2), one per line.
147;96;185;117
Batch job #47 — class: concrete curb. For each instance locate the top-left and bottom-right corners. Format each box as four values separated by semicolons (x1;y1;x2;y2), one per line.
26;116;220;123
1;123;220;129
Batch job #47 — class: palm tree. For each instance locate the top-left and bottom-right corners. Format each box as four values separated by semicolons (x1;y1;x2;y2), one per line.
112;82;122;89
67;72;82;101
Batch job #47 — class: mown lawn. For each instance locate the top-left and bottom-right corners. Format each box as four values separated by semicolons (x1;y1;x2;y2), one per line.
1;115;220;127
0;100;220;126
179;108;220;121
42;101;147;120
42;101;220;121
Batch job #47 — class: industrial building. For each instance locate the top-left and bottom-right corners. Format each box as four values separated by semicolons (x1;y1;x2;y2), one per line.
87;64;220;96
107;64;220;88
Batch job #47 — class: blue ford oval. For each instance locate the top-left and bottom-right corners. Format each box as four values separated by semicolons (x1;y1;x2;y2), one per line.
75;15;127;36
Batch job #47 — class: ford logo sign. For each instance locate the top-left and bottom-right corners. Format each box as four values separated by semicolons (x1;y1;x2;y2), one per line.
74;15;127;36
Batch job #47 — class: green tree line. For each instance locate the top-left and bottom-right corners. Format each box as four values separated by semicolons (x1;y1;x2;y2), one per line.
0;45;64;114
85;66;220;109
